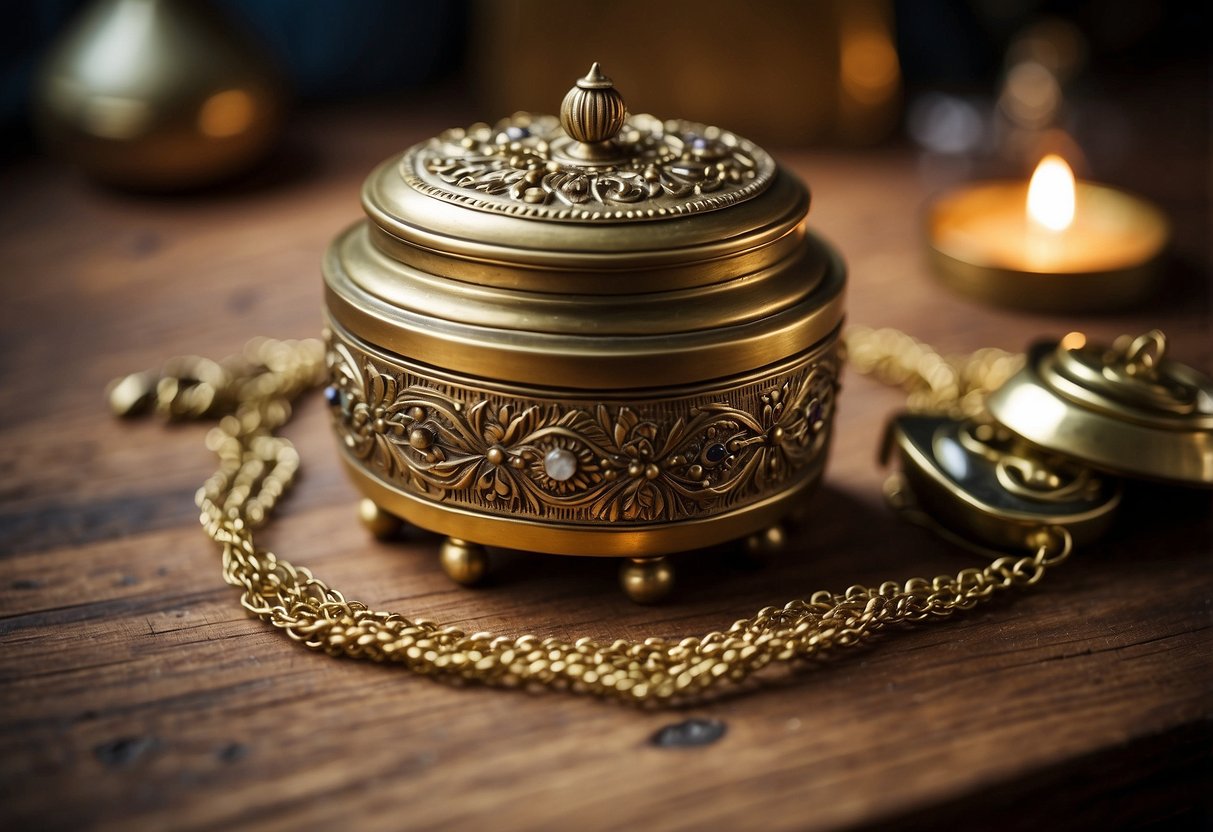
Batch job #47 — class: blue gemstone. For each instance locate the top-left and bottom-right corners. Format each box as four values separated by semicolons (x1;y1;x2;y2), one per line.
807;400;823;425
506;126;530;140
691;137;710;150
324;385;342;407
705;443;728;463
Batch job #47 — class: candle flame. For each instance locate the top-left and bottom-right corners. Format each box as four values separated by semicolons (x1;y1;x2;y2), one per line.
1027;154;1075;232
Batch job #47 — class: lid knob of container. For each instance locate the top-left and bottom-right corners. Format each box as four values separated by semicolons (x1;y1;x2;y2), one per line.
560;63;627;156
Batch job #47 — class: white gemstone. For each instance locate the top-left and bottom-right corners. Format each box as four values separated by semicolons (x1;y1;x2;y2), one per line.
543;448;578;482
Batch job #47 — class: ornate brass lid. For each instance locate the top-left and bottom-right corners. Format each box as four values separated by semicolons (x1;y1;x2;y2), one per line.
402;63;776;222
986;331;1213;486
360;63;809;273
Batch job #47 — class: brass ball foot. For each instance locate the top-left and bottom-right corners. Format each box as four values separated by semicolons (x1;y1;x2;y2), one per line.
440;537;489;586
358;498;403;539
743;523;787;559
620;557;674;604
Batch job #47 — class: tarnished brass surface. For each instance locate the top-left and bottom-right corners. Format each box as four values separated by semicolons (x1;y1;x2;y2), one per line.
987;331;1213;486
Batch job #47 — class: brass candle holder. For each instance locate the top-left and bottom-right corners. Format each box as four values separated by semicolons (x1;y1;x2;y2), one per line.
928;156;1170;312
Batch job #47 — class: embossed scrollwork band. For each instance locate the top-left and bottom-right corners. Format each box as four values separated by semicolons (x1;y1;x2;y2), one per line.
325;330;838;525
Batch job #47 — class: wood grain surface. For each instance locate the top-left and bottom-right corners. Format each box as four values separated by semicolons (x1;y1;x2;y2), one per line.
1;102;1210;832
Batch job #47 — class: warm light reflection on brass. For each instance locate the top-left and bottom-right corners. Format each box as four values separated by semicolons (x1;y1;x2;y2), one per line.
80;94;151;139
987;333;1213;486
197;89;256;138
1059;332;1086;351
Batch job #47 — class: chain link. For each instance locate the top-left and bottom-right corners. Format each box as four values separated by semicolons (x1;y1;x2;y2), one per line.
113;332;1069;702
844;326;1024;417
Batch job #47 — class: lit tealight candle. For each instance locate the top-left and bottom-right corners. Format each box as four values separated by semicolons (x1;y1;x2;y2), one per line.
928;155;1169;311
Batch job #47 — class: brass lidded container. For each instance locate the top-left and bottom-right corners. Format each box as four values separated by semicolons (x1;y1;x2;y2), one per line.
322;64;846;600
883;329;1212;559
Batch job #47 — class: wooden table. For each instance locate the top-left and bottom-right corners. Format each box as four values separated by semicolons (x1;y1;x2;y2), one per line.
2;104;1210;831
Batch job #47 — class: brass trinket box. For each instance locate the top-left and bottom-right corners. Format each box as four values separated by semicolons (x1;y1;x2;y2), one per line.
322;65;846;600
883;330;1213;558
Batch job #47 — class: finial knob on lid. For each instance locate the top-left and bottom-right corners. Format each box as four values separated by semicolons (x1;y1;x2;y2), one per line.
560;62;627;146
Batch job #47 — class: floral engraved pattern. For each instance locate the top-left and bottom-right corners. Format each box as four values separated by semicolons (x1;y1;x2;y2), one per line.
402;114;776;221
325;337;838;525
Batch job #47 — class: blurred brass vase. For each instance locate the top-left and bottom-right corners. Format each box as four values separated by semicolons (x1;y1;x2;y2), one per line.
35;0;285;190
323;65;847;600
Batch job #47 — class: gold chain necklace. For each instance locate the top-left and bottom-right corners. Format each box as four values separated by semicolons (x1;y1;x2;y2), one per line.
110;329;1071;703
